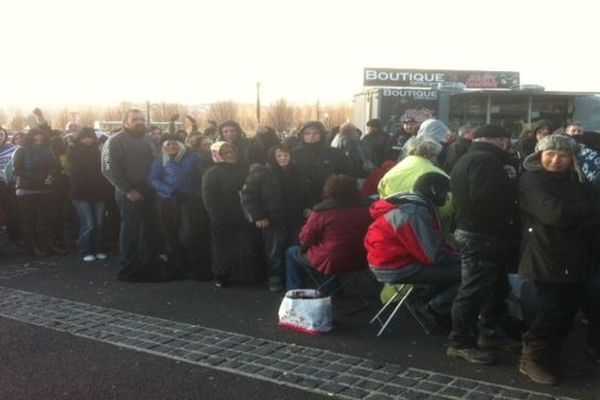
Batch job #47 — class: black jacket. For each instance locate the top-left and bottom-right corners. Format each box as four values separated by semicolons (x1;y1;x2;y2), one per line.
201;162;248;226
240;163;305;227
518;168;598;282
443;138;471;173
67;144;113;201
450;142;518;236
360;129;389;167
240;164;286;225
291;142;353;207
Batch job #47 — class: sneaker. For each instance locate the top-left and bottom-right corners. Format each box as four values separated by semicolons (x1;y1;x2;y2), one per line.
446;346;496;365
214;276;228;288
95;253;108;260
83;255;96;262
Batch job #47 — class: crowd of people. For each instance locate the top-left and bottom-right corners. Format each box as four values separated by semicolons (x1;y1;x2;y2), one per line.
0;108;599;386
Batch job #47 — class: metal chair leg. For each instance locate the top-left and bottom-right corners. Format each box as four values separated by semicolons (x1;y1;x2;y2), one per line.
370;285;416;337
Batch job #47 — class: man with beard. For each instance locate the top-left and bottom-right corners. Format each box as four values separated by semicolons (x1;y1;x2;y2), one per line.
101;109;166;282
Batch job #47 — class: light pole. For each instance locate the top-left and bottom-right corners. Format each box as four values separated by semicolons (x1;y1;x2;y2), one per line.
256;81;261;124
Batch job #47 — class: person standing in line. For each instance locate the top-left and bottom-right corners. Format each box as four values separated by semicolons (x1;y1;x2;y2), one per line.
291;121;353;210
148;133;208;280
518;135;599;385
443;123;477;173
447;124;520;365
101;109;166;282
240;145;305;292
67;127;113;262
11;109;59;256
202;141;257;288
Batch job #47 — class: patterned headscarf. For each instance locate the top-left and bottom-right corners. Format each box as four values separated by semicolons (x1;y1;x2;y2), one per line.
210;141;233;163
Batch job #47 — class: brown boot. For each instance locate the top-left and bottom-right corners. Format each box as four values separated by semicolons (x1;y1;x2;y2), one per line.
519;342;559;385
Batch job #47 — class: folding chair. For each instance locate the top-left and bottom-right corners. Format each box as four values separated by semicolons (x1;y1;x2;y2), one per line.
370;283;432;337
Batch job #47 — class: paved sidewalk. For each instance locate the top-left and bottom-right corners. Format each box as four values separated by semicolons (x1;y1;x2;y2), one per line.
0;254;597;400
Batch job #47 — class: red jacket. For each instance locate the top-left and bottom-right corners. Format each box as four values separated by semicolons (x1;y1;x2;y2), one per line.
365;193;451;270
301;198;372;277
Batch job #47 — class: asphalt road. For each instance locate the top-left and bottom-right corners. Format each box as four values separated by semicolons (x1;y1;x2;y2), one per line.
0;253;598;400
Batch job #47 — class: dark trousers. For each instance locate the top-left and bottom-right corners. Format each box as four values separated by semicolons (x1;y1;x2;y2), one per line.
582;281;600;351
449;229;512;348
156;196;210;279
371;258;461;315
115;191;161;280
17;193;53;252
0;182;20;241
524;282;582;351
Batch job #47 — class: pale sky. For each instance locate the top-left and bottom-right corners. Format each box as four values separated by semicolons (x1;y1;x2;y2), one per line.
2;0;600;109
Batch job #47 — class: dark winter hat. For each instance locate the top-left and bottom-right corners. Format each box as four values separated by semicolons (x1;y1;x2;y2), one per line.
533;119;552;134
472;124;510;139
77;127;97;141
413;172;450;207
366;119;381;128
402;117;417;123
297;121;326;138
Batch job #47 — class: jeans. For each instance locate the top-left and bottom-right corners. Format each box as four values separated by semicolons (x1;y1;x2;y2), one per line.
72;200;105;256
263;225;287;283
285;245;338;293
449;229;512;348
285;245;313;290
115;191;161;280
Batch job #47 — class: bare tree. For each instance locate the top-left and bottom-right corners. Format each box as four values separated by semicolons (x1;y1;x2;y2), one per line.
9;110;27;132
293;103;318;127
53;108;72;131
0;109;7;128
265;98;294;133
79;108;97;128
324;102;352;129
207;101;239;124
238;104;258;136
102;102;135;122
151;102;187;123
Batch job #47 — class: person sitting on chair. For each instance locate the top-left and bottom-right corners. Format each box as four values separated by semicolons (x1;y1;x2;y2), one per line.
365;172;461;331
285;174;371;292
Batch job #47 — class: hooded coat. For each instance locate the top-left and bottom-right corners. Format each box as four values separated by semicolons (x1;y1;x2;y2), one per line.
202;142;257;279
291;122;354;207
518;140;598;283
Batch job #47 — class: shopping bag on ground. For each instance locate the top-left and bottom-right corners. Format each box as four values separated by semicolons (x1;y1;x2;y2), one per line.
278;289;333;335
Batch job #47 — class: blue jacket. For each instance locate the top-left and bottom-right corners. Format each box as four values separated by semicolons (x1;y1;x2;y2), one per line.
148;150;200;199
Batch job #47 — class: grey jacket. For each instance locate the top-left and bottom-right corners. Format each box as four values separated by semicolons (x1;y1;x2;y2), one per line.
101;130;155;195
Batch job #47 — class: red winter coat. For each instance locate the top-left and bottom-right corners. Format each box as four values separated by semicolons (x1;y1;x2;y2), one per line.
300;198;372;277
365;193;452;270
